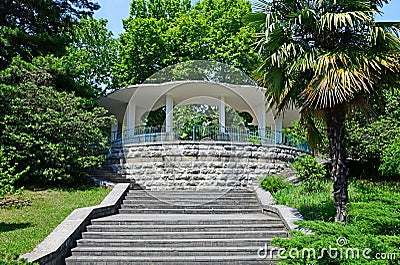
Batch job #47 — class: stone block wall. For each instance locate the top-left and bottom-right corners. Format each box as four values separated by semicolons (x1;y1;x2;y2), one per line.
104;141;306;190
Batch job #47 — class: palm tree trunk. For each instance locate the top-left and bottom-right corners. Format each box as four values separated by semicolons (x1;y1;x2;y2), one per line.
326;105;348;222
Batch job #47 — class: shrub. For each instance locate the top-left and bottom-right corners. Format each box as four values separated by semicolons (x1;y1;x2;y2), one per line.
379;137;400;178
0;147;28;197
0;57;112;186
260;175;290;193
292;154;327;192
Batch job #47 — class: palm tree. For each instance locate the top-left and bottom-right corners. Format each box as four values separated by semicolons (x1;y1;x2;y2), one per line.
248;0;400;222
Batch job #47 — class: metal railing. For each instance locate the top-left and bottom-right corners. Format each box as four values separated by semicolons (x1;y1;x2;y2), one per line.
111;125;309;151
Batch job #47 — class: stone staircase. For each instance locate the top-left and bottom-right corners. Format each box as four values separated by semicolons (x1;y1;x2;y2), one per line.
65;188;287;264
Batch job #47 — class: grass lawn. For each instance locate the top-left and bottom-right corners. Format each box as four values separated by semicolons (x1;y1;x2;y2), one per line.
262;177;400;264
0;187;111;262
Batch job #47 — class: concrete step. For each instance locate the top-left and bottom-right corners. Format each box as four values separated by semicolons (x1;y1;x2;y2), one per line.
91;214;283;226
91;218;283;226
125;190;256;197
123;197;259;204
126;190;256;194
81;230;288;240
86;223;285;233
118;208;261;214
120;204;262;210
70;246;276;257
122;197;260;202
125;193;256;199
65;255;279;265
76;238;277;248
121;200;260;207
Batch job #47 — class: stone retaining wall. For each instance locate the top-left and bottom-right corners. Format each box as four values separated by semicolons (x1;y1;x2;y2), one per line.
104;141;306;190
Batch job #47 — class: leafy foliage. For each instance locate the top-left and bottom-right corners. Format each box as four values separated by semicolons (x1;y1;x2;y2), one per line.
346;88;400;179
0;0;100;70
292;154;328;192
113;0;259;87
0;57;112;186
0;148;28;197
260;175;290;193
284;118;329;155
61;18;118;97
379;137;400;177
173;105;219;140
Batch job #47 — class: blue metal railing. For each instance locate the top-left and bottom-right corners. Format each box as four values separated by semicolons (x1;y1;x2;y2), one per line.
111;125;309;152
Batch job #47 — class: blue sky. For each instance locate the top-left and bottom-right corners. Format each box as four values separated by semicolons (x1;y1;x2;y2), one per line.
94;0;400;36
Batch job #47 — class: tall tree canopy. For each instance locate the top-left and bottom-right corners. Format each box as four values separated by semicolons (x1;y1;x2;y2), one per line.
249;0;400;221
113;0;259;87
0;0;100;70
62;17;118;97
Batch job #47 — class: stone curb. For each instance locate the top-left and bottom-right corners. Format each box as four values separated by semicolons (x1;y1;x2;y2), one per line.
254;185;305;231
20;183;131;265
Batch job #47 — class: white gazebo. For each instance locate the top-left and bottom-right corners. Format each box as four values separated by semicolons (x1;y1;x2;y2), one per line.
99;80;300;145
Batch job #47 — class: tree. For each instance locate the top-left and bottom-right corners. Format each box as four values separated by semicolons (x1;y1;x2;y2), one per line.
249;0;400;221
62;18;118;97
0;57;112;186
346;87;400;178
112;0;259;87
0;0;100;70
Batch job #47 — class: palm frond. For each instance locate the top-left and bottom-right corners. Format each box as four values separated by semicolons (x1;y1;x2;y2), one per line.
243;12;266;27
250;0;400;112
304;67;373;108
319;11;372;32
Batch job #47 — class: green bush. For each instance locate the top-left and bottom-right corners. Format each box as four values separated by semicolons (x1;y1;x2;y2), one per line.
260;175;290;193
0;57;112;186
379;137;400;178
0;148;28;197
292;154;327;192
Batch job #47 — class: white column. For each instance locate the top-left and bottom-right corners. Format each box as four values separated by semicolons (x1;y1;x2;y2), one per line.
256;104;266;142
126;100;136;139
275;117;283;144
219;96;226;133
165;95;174;133
111;122;118;142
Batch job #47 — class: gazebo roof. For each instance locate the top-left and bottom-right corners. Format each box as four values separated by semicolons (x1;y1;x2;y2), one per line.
99;80;267;125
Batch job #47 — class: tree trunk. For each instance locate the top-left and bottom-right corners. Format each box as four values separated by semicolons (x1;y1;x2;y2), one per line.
326;105;348;222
